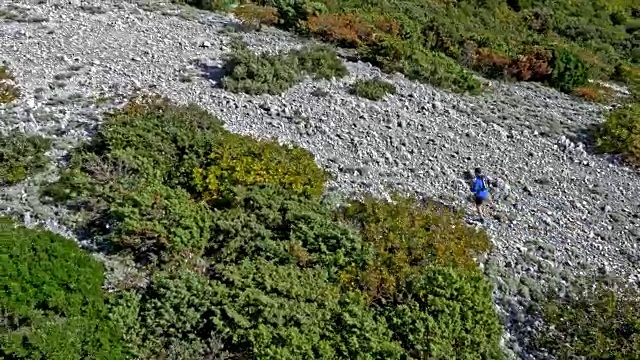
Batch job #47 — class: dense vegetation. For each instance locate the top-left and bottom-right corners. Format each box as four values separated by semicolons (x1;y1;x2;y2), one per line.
1;95;638;358
0;132;51;185
596;102;640;165
180;0;640;95
33;95;505;359
221;39;347;94
0;217;129;359
535;279;640;358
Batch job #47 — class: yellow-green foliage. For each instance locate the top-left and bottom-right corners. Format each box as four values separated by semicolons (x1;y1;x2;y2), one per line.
595;102;640;165
0;65;20;104
193;132;329;200
336;195;492;302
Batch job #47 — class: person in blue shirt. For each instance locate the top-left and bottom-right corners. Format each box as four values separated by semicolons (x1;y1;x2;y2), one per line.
470;167;491;219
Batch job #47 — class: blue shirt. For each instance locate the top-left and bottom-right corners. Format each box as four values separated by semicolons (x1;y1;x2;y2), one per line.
471;176;490;199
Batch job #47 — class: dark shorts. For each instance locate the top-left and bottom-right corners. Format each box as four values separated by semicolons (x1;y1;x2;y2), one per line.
474;196;487;206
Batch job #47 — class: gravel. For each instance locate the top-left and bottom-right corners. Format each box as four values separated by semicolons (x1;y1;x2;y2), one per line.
1;1;639;359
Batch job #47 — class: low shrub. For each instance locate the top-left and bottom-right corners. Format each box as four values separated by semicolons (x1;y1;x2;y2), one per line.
359;37;482;94
306;13;377;47
549;48;589;93
0;132;51;185
336;195;492;302
192;132;329;200
572;83;612;102
535;280;640;358
232;3;279;31
294;44;348;80
0;217;129;359
221;40;302;95
0;65;20;104
595;102;640;165
508;47;553;81
221;40;347;94
349;78;396;101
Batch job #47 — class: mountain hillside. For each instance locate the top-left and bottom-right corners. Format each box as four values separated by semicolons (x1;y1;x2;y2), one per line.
1;1;639;359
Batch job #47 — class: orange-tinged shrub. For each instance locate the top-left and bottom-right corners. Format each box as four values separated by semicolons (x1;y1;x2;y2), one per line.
507;47;553;81
307;13;381;47
233;4;279;31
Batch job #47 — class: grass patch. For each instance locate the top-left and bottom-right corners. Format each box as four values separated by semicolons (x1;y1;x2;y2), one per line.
45;95;505;359
595;102;640;166
349;77;396;100
221;40;347;95
0;217;130;359
0;132;51;185
0;65;20;104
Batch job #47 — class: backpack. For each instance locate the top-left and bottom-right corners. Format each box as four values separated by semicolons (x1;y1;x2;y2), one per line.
475;175;490;192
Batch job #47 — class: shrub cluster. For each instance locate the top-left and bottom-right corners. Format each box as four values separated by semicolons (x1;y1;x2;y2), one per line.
535;279;640;359
43;97;505;359
0;65;20;104
349;78;396;101
179;0;640;96
595;102;640;165
0;217;130;359
0;132;51;185
221;40;347;94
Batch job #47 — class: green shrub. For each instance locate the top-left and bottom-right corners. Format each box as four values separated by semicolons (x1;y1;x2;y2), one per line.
294;44;348;79
192;132;328;200
359;38;483;94
221;40;347;94
595;102;640;165
0;132;51;185
221;40;302;95
335;194;492;301
0;65;20;104
549;48;589;93
349;78;396;101
383;266;505;359
0;217;129;359
535;280;640;358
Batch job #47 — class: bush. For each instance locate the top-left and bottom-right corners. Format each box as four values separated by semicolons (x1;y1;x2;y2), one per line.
572;83;612;102
549;48;590;93
294;44;348;80
48;97;504;358
349;78;396;101
0;217;129;359
336;195;492;302
0;132;51;185
192;132;329;200
535;280;640;358
0;65;20;104
232;3;279;31
306;13;378;47
382;266;505;359
221;40;302;95
221;40;347;94
595;102;640;165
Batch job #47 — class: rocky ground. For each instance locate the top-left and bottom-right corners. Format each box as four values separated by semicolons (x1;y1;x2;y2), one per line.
1;1;639;359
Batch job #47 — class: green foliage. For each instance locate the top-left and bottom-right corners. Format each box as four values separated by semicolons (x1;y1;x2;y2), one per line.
595;102;640;165
535;281;640;358
336;195;492;301
221;40;347;94
47;98;504;358
0;132;51;185
182;0;640;96
0;217;129;359
0;64;20;104
193;133;328;200
549;48;589;93
349;78;397;101
383;266;505;359
294;44;348;79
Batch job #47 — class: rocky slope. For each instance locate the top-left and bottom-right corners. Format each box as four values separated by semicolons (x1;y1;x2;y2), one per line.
1;1;639;358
